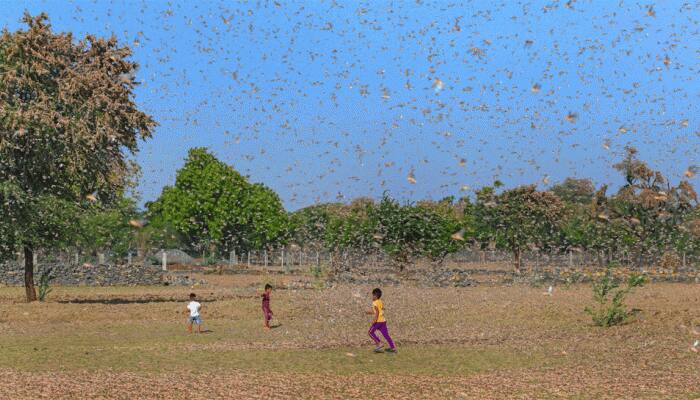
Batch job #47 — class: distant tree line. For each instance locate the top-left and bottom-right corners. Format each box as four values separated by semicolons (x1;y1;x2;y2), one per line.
3;145;699;277
111;146;698;274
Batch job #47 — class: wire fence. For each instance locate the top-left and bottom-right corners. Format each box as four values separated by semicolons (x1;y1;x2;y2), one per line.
5;247;700;273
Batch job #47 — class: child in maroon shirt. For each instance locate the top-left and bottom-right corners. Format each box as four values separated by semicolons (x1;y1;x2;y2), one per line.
262;283;273;330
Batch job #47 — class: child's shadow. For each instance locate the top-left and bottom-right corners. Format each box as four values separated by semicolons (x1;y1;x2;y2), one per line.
198;329;214;334
270;323;282;329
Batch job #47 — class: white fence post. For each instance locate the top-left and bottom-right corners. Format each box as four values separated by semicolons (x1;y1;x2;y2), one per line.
161;251;167;271
282;250;288;273
127;252;132;265
264;250;268;269
247;252;251;268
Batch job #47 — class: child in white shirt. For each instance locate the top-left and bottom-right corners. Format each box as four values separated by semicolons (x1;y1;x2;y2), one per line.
186;293;203;334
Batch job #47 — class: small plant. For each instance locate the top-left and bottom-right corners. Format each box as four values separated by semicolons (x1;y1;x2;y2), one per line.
37;267;55;302
585;267;646;327
564;271;583;288
309;264;324;279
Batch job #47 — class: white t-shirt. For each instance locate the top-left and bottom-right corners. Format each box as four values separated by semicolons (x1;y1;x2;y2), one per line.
187;301;201;317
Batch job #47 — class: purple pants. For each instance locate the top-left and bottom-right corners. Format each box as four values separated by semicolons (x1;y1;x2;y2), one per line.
368;322;395;349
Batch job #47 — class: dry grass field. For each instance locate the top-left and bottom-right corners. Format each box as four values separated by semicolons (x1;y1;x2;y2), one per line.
1;271;699;399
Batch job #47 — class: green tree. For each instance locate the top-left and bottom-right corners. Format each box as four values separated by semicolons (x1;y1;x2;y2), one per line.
147;148;289;255
289;202;344;250
369;195;425;270
0;185;81;261
675;208;700;258
474;184;564;272
551;178;596;205
134;221;183;260
243;183;291;250
561;186;629;266
363;194;466;270
0;14;155;301
609;147;697;267
416;198;470;263
324;198;376;257
76;197;140;260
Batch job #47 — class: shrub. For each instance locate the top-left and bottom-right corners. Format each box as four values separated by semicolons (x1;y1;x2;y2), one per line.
309;264;324;279
563;271;583;288
37;267;55;302
585;267;646;327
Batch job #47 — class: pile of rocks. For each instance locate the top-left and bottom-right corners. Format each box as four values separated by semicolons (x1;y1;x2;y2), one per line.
418;269;477;287
326;267;477;288
285;280;325;290
329;272;401;286
162;273;207;286
0;263;165;286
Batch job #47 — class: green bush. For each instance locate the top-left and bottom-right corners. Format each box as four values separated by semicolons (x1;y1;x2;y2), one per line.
585;267;646;327
309;263;325;279
37;267;55;302
563;271;583;288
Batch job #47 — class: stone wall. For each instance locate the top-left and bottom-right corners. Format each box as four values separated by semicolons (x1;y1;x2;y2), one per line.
0;263;164;286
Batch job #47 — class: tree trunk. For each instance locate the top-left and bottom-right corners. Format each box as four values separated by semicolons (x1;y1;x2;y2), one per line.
24;246;37;302
514;248;522;273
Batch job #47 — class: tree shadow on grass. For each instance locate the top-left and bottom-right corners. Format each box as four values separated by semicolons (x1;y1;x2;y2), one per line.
55;294;255;305
56;298;203;305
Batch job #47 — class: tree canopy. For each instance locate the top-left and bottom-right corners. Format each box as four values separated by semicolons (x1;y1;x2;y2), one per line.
146;147;289;255
551;178;596;205
0;13;155;300
474;184;565;271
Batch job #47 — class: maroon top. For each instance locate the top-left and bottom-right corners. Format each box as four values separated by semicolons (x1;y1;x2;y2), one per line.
261;292;270;311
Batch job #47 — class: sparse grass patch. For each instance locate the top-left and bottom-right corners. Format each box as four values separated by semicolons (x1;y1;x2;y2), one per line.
0;274;698;398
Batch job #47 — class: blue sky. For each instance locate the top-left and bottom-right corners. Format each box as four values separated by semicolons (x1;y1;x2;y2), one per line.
2;0;699;210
